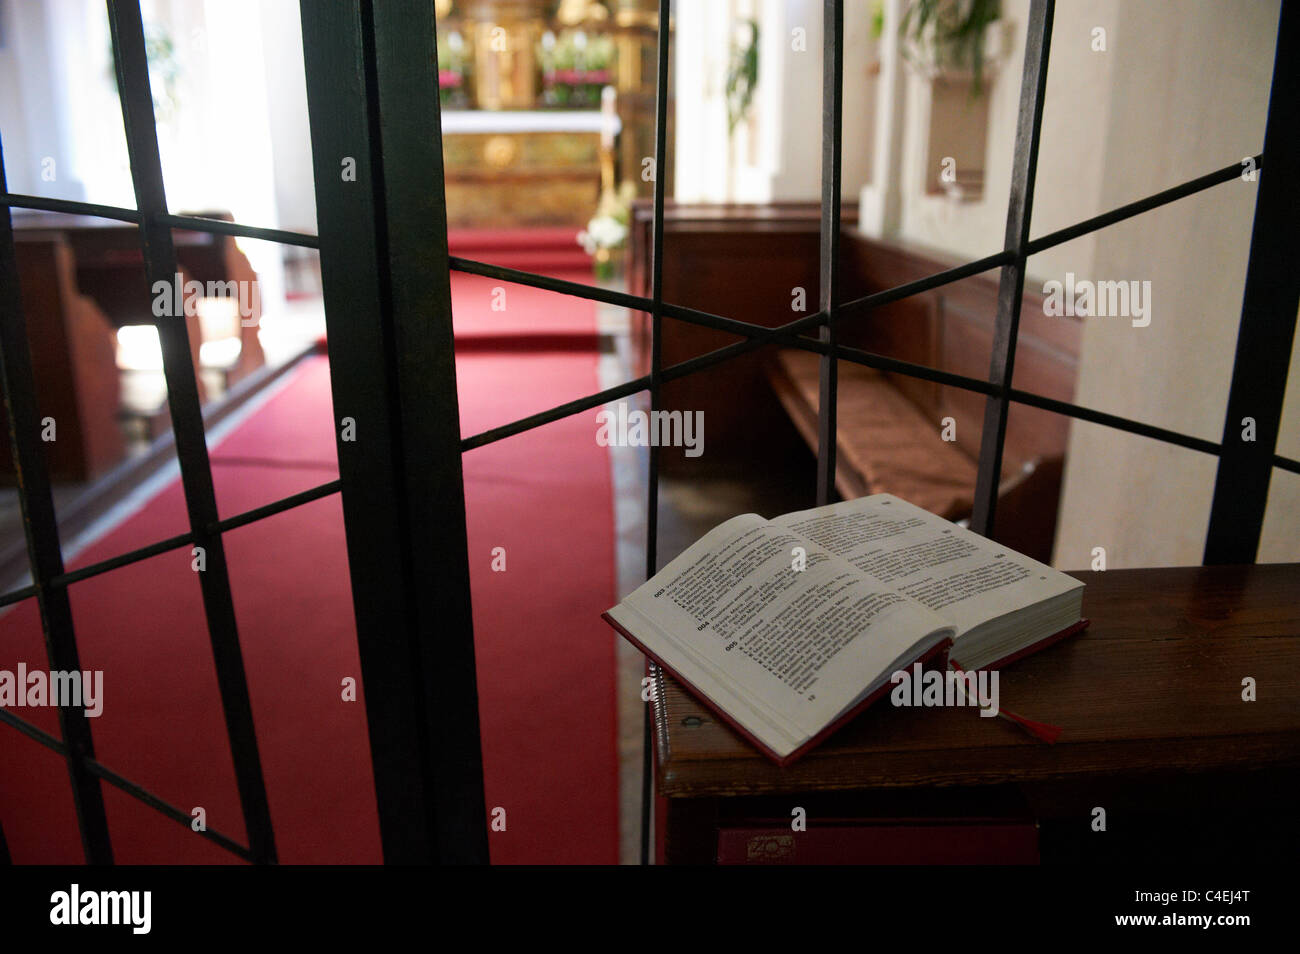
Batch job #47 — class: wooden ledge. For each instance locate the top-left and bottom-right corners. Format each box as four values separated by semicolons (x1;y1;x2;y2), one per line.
651;564;1300;798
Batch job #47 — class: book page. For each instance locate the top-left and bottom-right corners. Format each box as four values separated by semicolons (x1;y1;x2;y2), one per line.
773;494;1081;637
611;513;952;740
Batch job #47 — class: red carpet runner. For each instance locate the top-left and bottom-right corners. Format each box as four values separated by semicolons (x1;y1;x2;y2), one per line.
0;269;618;864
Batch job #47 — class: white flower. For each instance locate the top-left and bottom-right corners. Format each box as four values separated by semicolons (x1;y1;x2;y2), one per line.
576;215;627;254
583;214;627;250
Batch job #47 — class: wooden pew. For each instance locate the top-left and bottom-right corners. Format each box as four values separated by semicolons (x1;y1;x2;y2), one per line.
11;211;267;397
10;211;267;445
627;201;1080;562
626;202;830;465
0;235;124;483
167;211;265;390
773;233;1081;561
3;211;268;481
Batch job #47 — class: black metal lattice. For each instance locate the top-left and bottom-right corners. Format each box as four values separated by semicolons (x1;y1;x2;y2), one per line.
0;0;1296;865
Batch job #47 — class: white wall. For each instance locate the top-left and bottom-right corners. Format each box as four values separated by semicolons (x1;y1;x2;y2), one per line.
1262;341;1300;563
673;0;875;203
671;0;734;201
1051;0;1287;569
0;0;311;229
766;0;826;199
853;0;1294;569
0;0;131;205
258;0;316;234
881;0;1117;278
0;0;45;197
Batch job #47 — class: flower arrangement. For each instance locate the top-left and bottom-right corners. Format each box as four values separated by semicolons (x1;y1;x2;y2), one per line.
577;182;635;280
438;30;470;108
538;30;616;108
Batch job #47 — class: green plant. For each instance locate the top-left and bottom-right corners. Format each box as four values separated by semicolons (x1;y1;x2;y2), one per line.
726;19;759;135
870;0;886;40
900;0;1000;94
108;23;180;119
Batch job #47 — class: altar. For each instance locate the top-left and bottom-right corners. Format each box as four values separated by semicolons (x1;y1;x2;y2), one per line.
441;109;621;228
433;0;661;229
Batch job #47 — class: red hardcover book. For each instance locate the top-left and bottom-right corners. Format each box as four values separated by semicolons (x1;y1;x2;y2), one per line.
603;612;951;766
716;819;1040;865
604;494;1087;765
713;788;1041;864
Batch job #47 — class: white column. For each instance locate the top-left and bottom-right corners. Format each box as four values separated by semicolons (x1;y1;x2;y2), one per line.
858;0;906;237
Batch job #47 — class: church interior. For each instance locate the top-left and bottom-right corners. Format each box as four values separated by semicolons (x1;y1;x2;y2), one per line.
0;0;1296;870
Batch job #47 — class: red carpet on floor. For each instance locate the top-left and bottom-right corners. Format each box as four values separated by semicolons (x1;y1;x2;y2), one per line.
451;271;600;342
0;269;617;864
448;226;592;273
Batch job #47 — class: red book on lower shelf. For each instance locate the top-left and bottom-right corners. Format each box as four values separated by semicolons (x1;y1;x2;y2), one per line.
717;818;1040;865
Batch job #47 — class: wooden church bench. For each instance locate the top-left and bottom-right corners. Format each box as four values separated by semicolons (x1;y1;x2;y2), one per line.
0;234;124;484
766;347;1064;562
626;201;1081;561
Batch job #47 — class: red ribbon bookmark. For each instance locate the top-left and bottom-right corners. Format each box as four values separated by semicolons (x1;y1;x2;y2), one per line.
948;660;1063;744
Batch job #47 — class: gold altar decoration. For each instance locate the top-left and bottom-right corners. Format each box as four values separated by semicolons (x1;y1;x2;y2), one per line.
435;0;666;227
464;0;543;110
556;0;609;25
443;127;606;228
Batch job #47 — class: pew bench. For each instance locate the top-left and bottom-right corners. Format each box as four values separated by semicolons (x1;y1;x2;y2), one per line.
626;202;1080;561
765;348;1063;560
768;348;981;516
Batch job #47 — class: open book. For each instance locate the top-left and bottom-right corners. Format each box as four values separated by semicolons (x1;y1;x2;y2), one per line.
603;494;1086;765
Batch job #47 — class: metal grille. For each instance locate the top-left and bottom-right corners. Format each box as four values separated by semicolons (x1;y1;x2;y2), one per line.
0;0;1296;865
